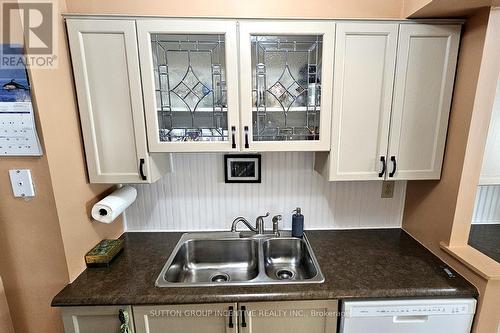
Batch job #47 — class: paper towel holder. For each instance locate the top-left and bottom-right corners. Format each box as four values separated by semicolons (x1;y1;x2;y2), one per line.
91;186;137;224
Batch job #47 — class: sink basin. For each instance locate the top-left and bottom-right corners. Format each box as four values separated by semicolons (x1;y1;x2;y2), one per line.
164;238;259;284
263;238;318;280
156;231;324;287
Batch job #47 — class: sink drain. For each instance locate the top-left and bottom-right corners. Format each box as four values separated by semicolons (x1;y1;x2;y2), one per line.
276;269;294;280
210;273;230;282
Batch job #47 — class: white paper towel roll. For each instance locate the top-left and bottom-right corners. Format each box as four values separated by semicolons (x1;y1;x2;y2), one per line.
91;186;137;224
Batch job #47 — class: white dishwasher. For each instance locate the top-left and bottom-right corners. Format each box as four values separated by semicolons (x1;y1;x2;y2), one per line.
340;298;476;333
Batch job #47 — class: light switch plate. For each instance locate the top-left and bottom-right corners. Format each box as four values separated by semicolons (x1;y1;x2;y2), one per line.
9;169;35;198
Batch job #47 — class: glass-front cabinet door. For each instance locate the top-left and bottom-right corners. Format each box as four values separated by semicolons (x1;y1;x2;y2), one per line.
239;21;335;151
137;19;239;152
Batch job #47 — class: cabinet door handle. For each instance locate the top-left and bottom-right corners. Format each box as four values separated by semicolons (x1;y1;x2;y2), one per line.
228;306;234;328
378;156;386;177
244;126;249;149
241;305;247;327
389;156;397;177
139;158;147;181
231;126;237;149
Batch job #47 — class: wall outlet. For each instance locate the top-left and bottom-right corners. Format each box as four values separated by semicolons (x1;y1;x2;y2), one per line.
381;181;395;198
9;169;35;198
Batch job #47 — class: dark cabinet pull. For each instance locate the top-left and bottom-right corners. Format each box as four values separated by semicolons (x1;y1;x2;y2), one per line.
231;126;237;149
378;156;386;178
389;156;397;177
244;126;249;149
241;305;247;327
228;306;234;328
139;158;146;180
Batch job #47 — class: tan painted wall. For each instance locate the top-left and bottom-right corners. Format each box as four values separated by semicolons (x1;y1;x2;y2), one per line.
30;0;124;282
403;9;489;255
0;0;123;332
475;280;500;333
65;0;402;18
450;7;500;246
0;155;68;333
402;7;500;333
0;277;14;333
0;2;68;332
402;0;433;17
406;0;497;18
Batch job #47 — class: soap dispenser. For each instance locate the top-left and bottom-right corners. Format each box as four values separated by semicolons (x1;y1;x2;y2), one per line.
292;207;304;238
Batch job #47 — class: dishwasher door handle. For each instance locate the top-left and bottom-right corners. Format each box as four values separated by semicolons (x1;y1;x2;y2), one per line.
393;315;429;323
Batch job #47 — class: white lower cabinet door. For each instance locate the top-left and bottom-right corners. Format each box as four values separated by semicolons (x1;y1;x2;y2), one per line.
327;22;398;180
133;303;238;333
388;24;460;180
239;300;338;333
61;306;133;333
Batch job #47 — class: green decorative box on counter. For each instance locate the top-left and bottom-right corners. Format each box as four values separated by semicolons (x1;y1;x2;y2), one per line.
85;239;124;267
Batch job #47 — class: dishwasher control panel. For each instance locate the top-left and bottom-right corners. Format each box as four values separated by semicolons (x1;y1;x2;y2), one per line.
345;299;477;317
351;303;472;316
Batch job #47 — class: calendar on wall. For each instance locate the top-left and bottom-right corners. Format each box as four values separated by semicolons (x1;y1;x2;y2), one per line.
0;46;42;156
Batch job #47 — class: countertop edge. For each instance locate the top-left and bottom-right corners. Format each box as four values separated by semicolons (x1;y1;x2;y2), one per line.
52;288;478;307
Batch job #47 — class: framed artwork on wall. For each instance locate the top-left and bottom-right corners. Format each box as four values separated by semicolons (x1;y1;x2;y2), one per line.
224;154;261;183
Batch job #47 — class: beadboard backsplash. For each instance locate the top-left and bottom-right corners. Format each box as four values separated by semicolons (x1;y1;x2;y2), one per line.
472;185;500;224
125;152;407;231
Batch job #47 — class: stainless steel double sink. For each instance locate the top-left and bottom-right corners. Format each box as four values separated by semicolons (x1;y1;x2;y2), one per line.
156;231;324;287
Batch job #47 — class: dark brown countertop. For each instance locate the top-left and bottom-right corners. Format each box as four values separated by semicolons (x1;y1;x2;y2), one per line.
468;224;500;263
52;229;477;306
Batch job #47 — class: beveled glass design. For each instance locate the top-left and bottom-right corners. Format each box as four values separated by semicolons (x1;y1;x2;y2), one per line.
251;35;323;141
151;34;228;142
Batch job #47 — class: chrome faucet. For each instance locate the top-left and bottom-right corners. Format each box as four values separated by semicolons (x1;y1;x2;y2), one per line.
230;216;258;233
231;212;270;234
231;212;282;237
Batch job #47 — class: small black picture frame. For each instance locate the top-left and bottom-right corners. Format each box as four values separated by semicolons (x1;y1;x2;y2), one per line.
224;154;261;183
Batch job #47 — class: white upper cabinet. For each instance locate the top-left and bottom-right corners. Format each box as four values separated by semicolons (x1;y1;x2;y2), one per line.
66;19;171;183
68;17;462;181
388;24;460;180
238;21;335;151
316;22;461;181
327;22;398;180
137;19;240;152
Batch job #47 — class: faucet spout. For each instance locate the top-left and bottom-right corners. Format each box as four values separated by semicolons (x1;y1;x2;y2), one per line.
231;217;258;233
